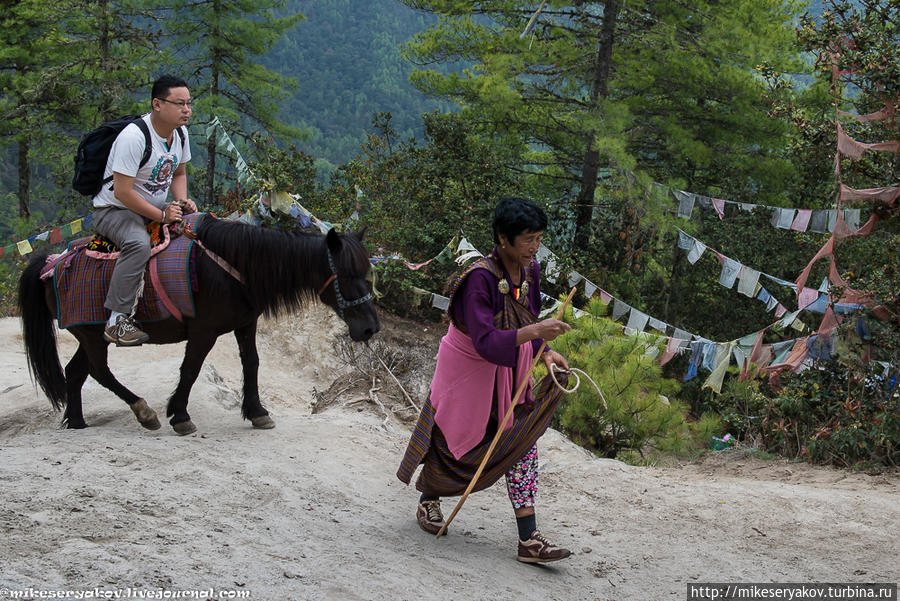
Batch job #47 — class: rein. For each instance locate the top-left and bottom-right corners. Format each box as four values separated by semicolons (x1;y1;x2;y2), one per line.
317;274;337;297
317;247;372;318
182;221;245;284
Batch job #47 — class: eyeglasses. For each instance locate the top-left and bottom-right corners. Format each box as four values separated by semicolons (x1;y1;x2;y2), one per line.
157;98;193;109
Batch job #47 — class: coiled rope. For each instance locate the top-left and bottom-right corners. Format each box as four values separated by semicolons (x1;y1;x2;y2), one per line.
548;363;608;411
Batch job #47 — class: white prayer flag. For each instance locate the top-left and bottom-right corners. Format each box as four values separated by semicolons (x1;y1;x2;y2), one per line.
432;294;450;311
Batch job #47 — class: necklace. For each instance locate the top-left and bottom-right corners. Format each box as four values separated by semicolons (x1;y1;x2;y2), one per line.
498;278;528;297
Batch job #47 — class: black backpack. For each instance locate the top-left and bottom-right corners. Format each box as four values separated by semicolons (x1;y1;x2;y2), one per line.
72;115;185;196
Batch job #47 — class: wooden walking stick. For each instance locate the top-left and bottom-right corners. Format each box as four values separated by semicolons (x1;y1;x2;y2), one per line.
436;285;577;538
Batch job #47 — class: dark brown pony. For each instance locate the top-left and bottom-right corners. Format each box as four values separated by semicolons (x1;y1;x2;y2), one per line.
18;217;379;435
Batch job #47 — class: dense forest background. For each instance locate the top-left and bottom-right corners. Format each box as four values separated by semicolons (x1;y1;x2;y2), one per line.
264;0;848;165
1;0;897;468
0;0;847;195
266;0;454;168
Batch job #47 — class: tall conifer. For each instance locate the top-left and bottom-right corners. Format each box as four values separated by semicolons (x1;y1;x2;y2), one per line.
400;1;805;252
166;0;306;203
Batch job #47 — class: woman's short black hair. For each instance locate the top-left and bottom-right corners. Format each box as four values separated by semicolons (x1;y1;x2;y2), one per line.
492;197;548;245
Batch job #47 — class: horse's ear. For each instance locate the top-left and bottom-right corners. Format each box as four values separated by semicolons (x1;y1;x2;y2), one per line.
354;226;368;242
326;228;343;253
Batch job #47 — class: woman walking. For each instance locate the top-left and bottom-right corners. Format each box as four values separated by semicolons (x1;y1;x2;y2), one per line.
397;197;574;563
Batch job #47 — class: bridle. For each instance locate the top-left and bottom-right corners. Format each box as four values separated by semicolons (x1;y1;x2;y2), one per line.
317;247;373;318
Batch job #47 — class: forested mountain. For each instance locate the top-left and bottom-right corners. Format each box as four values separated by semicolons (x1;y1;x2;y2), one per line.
0;0;446;213
265;0;453;166
0;0;859;204
262;0;849;166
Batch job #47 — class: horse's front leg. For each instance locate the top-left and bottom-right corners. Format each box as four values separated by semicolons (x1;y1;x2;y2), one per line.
234;320;274;429
166;333;217;435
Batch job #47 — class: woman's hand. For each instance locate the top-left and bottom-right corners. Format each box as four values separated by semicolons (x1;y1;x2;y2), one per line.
541;349;569;373
534;318;571;342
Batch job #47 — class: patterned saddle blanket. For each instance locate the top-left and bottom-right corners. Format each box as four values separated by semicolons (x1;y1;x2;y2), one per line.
83;220;170;256
44;213;208;329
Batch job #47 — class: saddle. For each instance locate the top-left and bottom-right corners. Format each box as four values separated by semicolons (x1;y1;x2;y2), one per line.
84;221;170;257
42;213;208;329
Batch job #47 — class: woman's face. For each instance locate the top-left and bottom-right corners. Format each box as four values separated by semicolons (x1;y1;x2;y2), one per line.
498;229;544;269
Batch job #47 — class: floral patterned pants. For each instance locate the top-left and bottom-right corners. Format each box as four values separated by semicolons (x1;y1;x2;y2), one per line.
505;444;538;509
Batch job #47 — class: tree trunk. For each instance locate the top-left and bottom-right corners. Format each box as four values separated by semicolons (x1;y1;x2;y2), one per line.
97;0;114;122
18;139;30;219
204;0;223;205
573;0;619;251
663;238;681;323
205;126;217;205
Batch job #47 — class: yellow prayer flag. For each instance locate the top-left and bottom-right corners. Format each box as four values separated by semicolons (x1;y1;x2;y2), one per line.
17;239;33;256
270;190;294;214
702;341;735;394
71;219;82;234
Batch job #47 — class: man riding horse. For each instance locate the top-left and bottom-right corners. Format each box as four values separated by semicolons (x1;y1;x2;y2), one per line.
93;74;196;346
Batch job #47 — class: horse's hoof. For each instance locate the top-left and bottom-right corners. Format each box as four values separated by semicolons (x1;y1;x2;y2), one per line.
251;415;275;430
130;399;161;430
172;420;197;436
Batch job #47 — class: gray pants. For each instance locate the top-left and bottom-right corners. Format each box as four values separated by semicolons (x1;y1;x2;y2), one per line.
94;207;152;315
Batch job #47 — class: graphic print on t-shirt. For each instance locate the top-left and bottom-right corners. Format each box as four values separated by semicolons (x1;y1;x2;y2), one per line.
143;154;179;194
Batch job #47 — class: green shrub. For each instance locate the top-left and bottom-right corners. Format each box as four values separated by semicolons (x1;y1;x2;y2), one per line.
0;260;22;316
546;297;715;461
760;363;900;468
707;374;770;443
369;257;454;322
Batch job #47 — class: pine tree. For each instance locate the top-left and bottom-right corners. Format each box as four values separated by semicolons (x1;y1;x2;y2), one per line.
399;1;805;253
0;0;160;217
545;297;715;459
166;0;306;204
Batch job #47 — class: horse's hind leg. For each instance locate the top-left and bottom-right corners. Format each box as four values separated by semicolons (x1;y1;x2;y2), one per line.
234;321;273;429
62;345;90;429
81;338;161;430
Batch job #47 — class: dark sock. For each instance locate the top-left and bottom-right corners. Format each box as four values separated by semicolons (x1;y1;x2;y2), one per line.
516;513;537;541
419;493;439;503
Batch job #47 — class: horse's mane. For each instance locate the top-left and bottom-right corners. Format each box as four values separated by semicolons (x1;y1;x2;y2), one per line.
194;218;368;318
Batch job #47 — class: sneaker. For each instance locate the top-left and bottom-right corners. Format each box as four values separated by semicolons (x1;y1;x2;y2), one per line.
104;315;149;346
416;500;446;536
517;530;572;563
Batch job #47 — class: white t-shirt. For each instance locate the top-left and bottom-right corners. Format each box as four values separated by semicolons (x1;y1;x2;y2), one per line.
92;114;191;209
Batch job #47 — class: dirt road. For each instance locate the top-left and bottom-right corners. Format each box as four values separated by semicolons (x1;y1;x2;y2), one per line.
1;310;897;601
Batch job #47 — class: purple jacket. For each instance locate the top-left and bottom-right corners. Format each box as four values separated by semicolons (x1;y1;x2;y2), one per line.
450;249;545;367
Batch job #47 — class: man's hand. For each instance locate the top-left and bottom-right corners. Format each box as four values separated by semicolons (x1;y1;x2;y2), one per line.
163;203;183;224
176;198;197;214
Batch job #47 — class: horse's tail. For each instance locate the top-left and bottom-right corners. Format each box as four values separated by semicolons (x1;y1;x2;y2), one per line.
18;254;66;411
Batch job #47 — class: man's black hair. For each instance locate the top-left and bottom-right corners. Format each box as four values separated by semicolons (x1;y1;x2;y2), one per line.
152;75;189;101
492;197;548;245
